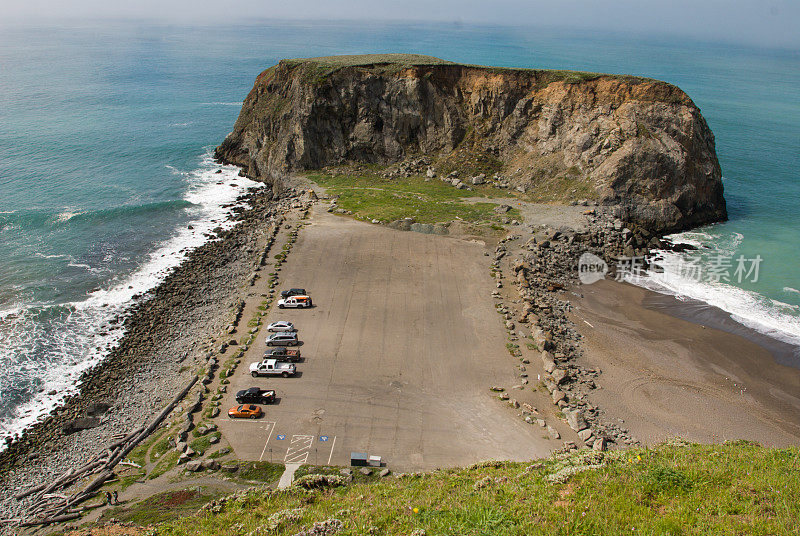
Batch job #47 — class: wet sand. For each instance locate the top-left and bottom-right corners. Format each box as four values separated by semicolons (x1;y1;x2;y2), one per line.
568;279;800;446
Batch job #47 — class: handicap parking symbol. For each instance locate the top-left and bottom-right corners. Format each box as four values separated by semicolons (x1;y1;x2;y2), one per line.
319;436;329;442
276;434;286;440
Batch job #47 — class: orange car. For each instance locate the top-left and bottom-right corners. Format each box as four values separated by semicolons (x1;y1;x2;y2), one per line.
227;404;262;419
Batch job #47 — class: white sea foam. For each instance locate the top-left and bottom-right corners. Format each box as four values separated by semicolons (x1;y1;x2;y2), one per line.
34;253;70;260
0;152;262;446
633;234;800;348
784;287;800;296
55;211;86;223
202;101;244;106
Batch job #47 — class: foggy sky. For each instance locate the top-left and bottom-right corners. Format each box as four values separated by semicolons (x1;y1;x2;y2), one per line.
3;0;799;49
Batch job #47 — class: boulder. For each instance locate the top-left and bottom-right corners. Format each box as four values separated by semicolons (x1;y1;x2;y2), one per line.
564;409;588;432
578;429;594;442
547;426;561;440
61;417;100;435
541;351;556;373
86;401;112;416
185;460;202;472
551;368;568;385
201;459;220;470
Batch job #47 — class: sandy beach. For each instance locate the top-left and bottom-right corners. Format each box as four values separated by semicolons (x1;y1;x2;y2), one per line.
569;279;800;446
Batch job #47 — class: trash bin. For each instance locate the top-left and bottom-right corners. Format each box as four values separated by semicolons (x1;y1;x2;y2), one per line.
350;452;368;466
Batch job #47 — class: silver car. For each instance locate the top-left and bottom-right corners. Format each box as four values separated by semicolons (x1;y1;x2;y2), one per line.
267;320;296;332
266;332;299;347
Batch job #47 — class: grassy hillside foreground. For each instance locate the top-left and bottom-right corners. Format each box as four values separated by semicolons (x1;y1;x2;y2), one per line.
70;441;799;536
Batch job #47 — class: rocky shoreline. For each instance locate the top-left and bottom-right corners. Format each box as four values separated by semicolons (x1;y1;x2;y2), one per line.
0;182;304;524
487;203;677;450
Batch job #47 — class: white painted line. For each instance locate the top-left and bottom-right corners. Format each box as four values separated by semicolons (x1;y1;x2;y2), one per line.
285;451;309;464
327;435;337;465
283;434;315;463
258;421;276;461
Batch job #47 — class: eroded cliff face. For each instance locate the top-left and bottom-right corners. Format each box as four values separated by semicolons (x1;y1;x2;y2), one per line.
216;55;726;232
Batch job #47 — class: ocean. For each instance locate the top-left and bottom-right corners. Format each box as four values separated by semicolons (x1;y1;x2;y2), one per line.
0;20;798;444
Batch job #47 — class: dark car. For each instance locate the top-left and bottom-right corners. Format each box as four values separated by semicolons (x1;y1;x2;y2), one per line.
280;288;307;298
235;387;276;404
264;347;301;362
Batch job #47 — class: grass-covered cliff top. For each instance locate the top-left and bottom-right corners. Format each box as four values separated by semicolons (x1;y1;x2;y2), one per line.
277;53;656;85
282;53;455;68
75;441;799;536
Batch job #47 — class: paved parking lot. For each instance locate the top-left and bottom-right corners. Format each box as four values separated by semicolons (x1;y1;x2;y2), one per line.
218;207;555;471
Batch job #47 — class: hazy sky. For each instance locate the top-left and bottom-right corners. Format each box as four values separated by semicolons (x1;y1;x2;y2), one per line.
3;0;799;49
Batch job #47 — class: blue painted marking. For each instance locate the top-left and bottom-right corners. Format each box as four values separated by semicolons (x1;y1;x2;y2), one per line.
276;434;286;440
319;436;329;442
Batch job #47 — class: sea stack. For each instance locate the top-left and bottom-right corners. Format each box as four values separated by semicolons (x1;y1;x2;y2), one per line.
216;54;726;233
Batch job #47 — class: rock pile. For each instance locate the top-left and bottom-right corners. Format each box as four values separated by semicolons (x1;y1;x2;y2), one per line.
491;209;658;449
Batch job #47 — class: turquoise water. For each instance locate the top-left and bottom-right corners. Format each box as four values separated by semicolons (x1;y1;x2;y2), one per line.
0;21;798;440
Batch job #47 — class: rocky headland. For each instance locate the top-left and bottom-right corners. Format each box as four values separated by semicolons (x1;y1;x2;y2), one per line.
215;54;726;234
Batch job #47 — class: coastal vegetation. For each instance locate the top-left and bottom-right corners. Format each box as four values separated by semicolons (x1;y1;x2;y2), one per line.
277;53;649;87
73;441;799;535
309;172;520;227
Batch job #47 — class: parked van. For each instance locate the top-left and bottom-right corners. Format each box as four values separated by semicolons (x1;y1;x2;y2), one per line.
277;295;312;309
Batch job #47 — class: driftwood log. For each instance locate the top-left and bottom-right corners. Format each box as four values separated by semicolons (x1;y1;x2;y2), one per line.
14;375;199;527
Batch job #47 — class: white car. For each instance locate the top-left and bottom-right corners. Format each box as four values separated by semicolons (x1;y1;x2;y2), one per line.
267;320;296;332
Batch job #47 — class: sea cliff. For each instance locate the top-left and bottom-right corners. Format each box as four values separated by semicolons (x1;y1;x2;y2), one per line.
216;54;726;233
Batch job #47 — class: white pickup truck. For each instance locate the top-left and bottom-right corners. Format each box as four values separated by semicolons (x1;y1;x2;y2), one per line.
249;359;296;378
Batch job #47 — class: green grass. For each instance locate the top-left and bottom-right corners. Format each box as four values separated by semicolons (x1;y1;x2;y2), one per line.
237;461;286;483
148;450;180;480
310;173;519;226
140;442;800;536
277;54;660;90
293;465;378;485
127;428;168;468
151;435;173;462
189;434;220;455
207;447;232;459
